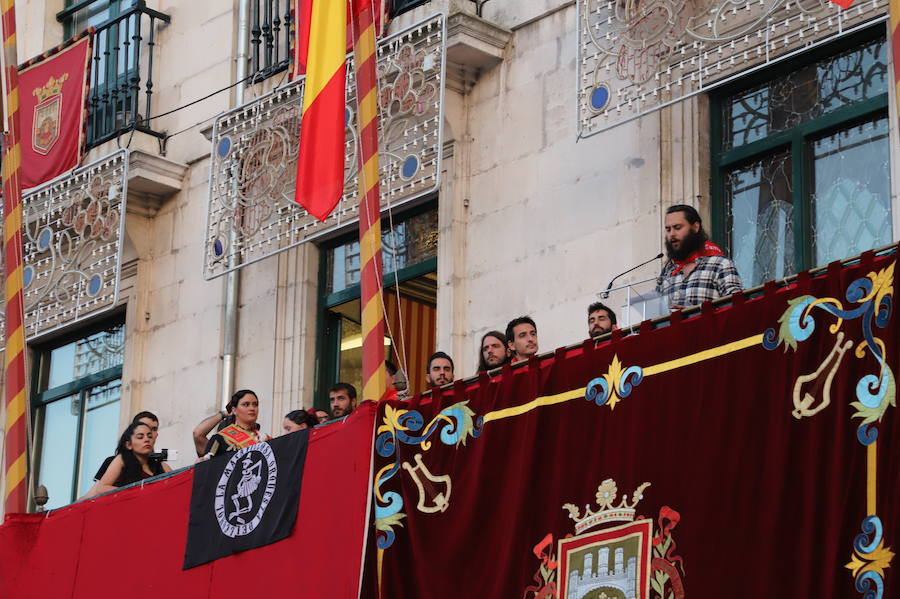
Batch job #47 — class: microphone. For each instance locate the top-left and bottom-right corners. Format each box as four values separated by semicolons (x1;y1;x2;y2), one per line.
601;253;664;298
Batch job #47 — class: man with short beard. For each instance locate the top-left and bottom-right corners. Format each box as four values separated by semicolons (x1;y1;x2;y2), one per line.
425;351;455;388
657;204;742;309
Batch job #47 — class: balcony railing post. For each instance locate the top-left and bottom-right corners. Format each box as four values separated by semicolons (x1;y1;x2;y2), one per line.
271;0;281;67
144;15;157;130
251;0;262;76
262;0;273;71
282;0;291;72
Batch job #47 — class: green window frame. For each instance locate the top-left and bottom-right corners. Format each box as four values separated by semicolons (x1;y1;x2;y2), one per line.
315;203;438;406
60;0;127;39
390;0;431;18
30;318;125;509
710;26;892;288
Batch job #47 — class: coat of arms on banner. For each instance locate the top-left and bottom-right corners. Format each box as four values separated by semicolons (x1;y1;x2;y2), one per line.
525;479;686;599
31;74;68;155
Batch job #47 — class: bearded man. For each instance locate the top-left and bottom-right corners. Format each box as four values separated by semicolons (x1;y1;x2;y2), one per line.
657;204;742;309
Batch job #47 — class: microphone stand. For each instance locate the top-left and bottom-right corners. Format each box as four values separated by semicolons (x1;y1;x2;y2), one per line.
601;253;664;299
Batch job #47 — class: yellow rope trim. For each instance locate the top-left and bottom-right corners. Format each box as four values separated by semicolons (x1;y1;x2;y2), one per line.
643;334;763;376
483;388;585;423
867;441;876;515
483;333;765;424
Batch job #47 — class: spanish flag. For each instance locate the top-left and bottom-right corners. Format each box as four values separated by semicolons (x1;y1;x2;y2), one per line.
294;0;347;221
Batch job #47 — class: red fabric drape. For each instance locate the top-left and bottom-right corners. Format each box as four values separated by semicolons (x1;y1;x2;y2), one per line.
369;251;900;598
0;403;376;599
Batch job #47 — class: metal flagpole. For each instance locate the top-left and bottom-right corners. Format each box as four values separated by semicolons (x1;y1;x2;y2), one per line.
1;0;30;514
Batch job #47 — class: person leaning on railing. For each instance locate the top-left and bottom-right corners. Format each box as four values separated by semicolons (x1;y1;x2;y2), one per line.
201;389;270;459
81;421;171;499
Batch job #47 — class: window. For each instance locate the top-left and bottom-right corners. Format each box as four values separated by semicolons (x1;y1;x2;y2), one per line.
57;0;169;146
32;321;125;509
62;0;125;37
318;206;438;400
711;30;891;288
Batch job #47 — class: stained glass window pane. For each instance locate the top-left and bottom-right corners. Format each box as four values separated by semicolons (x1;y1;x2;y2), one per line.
47;324;125;389
725;150;795;287
810;116;892;267
326;209;438;294
723;38;888;150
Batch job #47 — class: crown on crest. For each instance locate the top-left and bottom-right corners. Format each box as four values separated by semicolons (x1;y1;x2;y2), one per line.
562;478;650;535
32;74;69;102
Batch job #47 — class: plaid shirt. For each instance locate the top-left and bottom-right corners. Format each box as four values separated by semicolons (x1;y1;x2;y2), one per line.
657;255;743;308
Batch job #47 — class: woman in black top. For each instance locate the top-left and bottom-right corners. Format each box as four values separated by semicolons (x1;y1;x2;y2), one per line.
83;422;171;498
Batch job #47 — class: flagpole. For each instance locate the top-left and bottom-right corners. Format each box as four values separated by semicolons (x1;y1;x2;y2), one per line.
1;0;30;514
351;1;387;406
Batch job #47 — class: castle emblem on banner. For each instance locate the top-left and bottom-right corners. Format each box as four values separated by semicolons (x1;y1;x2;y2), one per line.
32;73;69;155
525;478;686;599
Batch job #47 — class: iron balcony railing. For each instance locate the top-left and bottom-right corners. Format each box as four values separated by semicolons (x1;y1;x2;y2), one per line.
57;0;171;147
250;0;292;82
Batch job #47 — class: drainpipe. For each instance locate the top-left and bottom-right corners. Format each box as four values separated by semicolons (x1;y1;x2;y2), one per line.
221;0;250;407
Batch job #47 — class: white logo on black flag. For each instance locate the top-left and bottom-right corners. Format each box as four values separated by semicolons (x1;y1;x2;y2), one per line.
183;429;309;569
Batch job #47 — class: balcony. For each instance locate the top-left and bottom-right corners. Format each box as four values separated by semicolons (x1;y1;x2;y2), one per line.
56;0;171;147
249;0;293;82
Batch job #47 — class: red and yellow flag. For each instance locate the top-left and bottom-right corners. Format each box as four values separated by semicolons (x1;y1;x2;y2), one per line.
350;1;387;406
294;0;348;221
292;0;385;77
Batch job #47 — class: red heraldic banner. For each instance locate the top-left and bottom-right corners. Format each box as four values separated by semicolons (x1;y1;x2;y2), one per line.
366;250;899;598
17;35;91;189
0;403;376;599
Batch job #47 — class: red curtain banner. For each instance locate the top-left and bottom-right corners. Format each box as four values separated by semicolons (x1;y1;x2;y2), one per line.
367;250;899;599
17;35;91;189
0;403;375;599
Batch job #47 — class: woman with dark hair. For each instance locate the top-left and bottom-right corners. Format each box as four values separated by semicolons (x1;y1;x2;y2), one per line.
82;422;171;498
203;389;270;458
282;409;318;434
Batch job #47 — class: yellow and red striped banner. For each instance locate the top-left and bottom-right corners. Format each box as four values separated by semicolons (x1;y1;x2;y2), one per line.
891;0;900;134
294;0;347;221
1;0;30;514
351;0;387;404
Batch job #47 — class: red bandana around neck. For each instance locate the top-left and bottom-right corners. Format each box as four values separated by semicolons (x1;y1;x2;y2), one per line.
671;240;725;275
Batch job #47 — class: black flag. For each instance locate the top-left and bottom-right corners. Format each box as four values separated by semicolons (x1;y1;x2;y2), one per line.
183;429;309;569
